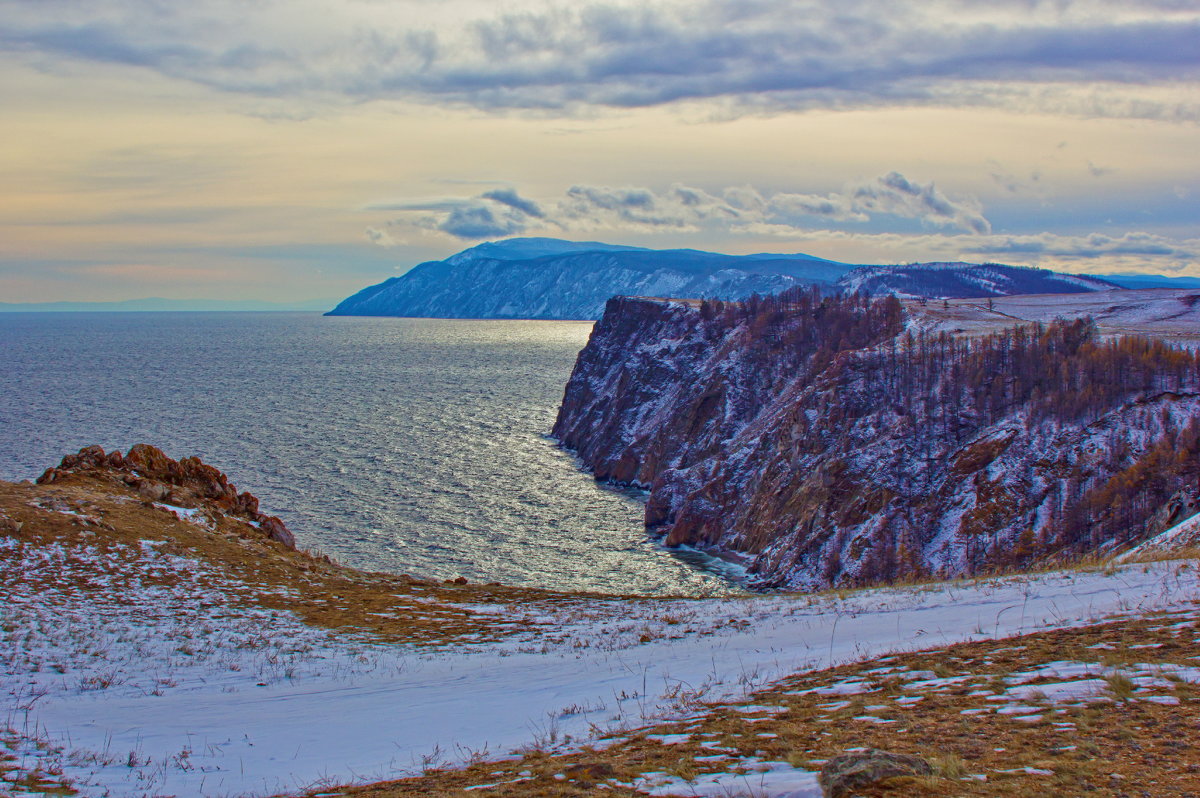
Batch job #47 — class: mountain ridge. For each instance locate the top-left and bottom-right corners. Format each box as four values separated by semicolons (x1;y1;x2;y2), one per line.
328;238;1145;320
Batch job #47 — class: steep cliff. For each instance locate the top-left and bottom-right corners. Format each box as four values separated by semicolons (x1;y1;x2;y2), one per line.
555;290;1200;589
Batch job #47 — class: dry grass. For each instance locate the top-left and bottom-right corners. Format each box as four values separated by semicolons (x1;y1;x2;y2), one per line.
4;469;1199;797
0;471;600;648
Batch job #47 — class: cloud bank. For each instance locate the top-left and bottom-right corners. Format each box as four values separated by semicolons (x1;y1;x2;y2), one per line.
365;177;1200;271
2;0;1198;119
370;173;990;241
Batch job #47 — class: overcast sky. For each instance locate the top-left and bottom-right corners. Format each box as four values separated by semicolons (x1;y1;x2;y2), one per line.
2;0;1198;301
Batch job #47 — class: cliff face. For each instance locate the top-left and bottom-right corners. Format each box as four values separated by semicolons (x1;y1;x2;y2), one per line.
554;292;1200;589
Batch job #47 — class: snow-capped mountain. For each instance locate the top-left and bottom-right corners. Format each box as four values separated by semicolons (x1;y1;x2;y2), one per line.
328;238;1147;319
838;262;1119;298
326;238;850;319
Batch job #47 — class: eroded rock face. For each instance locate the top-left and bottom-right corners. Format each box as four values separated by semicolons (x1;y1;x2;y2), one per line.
554;294;1200;589
818;749;932;798
37;444;296;549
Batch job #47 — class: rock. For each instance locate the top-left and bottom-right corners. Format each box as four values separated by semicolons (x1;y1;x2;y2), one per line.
259;516;296;548
1147;490;1200;535
818;749;932;798
125;443;173;476
137;481;170;502
563;762;615;785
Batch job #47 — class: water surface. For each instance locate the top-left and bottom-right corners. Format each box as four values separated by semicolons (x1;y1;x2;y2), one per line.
0;312;737;595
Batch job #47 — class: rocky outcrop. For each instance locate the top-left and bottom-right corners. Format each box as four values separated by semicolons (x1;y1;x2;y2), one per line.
37;444;296;548
555;292;1200;589
818;749;932;798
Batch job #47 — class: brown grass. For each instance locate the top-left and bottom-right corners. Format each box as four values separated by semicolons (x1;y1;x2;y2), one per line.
4;470;1199;798
0;472;606;648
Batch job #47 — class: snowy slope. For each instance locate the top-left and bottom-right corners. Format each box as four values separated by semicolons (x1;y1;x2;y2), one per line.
5;527;1198;797
907;287;1200;348
838;262;1117;299
1119;512;1200;560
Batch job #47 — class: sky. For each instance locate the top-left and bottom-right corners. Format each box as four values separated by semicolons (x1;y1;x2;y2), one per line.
1;0;1198;303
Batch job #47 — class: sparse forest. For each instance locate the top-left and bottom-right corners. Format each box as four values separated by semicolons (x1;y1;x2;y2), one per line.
658;290;1200;580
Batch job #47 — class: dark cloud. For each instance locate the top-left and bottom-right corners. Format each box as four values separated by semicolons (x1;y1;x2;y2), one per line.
370;187;546;239
436;204;526;238
2;1;1197;118
480;188;544;218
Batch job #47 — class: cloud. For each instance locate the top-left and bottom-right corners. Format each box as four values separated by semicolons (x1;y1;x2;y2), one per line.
554;174;989;234
368;187;546;239
435;204;527;238
365;226;399;247
480;188;544;218
370;172;990;240
2;0;1198;119
731;227;1200;274
850;172;991;234
964;231;1191;259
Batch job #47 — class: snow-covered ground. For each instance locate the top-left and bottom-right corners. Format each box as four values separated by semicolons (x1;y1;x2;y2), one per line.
907;287;1200;347
1119;511;1200;561
3;531;1198;797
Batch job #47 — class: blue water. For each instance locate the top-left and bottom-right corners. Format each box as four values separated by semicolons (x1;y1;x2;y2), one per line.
0;312;738;595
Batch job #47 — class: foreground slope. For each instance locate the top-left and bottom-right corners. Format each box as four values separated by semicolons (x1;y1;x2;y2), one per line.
554;290;1200;589
4;447;1199;797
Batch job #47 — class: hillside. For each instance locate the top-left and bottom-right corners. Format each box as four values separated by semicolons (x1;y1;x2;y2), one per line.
327;239;1126;320
906;287;1200;348
3;445;1199;797
554;289;1200;589
840;262;1118;298
326;238;849;320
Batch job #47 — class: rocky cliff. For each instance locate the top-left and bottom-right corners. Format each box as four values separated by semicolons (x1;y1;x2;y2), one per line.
554;290;1200;589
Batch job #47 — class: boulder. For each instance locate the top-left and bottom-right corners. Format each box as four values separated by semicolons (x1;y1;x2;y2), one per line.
818;749;932;798
259;516;296;548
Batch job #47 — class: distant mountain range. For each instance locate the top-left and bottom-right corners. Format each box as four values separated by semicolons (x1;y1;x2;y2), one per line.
326;238;848;320
839;262;1118;297
8;240;1195;315
327;238;1184;320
